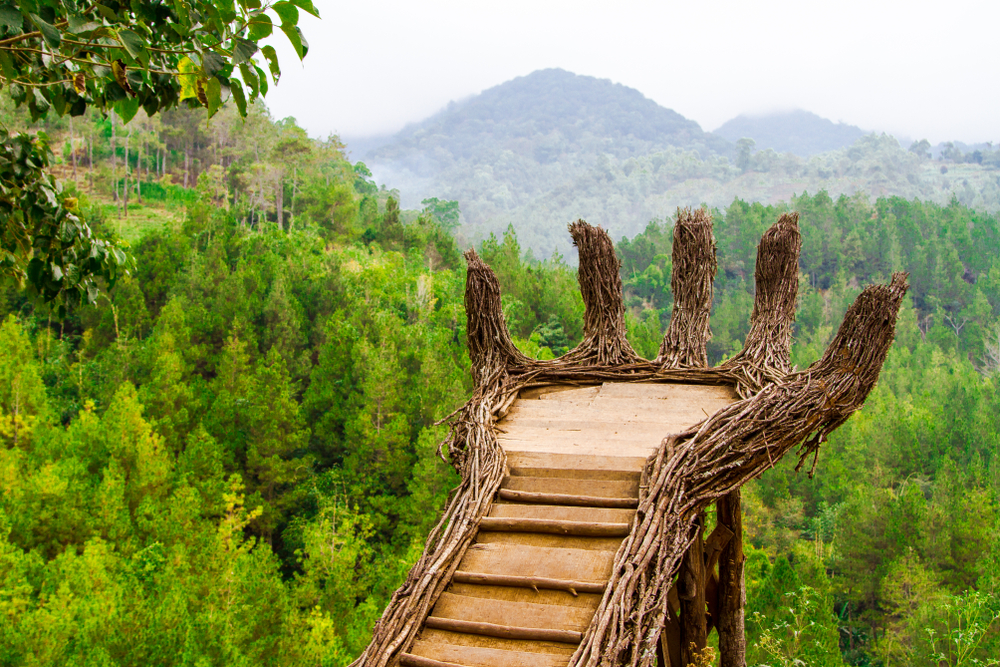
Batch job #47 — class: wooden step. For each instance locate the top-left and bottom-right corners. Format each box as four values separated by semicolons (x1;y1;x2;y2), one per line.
479;517;629;537
459;543;616;582
453;571;606;594
417;628;578;655
407;643;570;667
448;582;603;610
502;476;639;498
432;592;593;632
424;617;581;644
505;451;645;478
496;488;638;509
490;503;635;523
474;531;625;552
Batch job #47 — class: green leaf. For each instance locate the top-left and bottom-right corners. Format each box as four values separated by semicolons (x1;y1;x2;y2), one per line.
231;37;258;66
31;88;50;114
66;13;101;34
253;64;268;96
272;1;299;26
206;76;222;117
202;51;226;77
280;23;307;60
114;97;139;124
177;56;200;101
261;45;279;84
238;62;259;99
95;5;121;22
0;5;21;31
118;29;146;59
247;13;272;40
0;51;15;79
29;13;61;49
290;0;320;17
229;78;247;117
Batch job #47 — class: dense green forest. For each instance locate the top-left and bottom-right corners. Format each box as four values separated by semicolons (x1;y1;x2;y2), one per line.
1;95;1000;666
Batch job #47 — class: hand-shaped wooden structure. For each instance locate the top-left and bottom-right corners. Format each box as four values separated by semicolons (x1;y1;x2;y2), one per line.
351;210;907;667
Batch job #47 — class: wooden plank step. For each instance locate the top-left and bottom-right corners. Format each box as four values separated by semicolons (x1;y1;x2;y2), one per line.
459;543;616;582
424;617;581;644
431;593;593;632
497;488;637;509
502;476;638;498
499;438;660;459
504;451;645;476
474;531;625;552
416;628;577;655
490;501;635;522
453;571;606;594
408;642;570;667
480;517;629;537
448;582;602;610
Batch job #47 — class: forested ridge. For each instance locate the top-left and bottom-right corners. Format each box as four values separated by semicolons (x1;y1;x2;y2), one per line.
2;96;1000;666
363;69;1000;259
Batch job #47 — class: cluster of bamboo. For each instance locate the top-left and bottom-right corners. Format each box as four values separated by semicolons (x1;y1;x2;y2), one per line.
350;209;906;667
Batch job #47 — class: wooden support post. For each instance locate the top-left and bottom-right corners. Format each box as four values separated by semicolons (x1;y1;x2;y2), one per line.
679;512;708;666
566;220;642;366
717;491;746;667
658;207;717;369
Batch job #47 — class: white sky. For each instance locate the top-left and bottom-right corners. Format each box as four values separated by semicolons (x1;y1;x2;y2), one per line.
265;0;999;146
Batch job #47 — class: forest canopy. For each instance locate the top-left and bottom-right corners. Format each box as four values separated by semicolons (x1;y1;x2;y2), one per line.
0;89;999;665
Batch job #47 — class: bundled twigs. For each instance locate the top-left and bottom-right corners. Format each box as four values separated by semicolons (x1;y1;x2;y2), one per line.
658;208;718;370
351;212;906;667
568;272;908;667
464;249;532;386
562;220;645;367
721;212;802;397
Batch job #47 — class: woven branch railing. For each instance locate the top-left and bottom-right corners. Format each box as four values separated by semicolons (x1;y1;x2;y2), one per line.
569;272;908;667
350;213;906;667
658;208;717;370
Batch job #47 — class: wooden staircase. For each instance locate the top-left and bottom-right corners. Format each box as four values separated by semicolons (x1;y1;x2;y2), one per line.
400;383;735;667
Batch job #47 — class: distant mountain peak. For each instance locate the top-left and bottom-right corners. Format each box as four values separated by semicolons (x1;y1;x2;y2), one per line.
367;69;731;169
714;110;866;157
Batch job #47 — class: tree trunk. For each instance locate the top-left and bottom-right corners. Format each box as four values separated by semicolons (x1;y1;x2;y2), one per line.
138;133;143;202
69;116;77;182
290;165;298;230
275;170;284;230
88;134;93;192
111;112;120;217
184;144;190;189
679;513;707;666
123;130;130;218
717;491;746;667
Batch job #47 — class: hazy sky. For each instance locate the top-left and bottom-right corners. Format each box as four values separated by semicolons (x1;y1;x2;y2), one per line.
265;0;998;146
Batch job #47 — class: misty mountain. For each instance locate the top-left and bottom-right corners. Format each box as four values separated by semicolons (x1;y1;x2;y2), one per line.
368;68;731;171
355;71;1000;258
714;110;867;157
